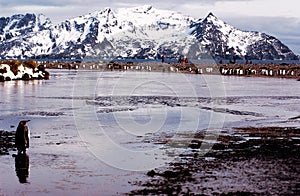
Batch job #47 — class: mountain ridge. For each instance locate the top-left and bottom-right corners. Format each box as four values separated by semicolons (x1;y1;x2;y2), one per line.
0;5;298;60
190;13;297;60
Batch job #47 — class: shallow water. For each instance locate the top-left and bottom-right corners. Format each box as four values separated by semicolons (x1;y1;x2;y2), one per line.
0;70;299;195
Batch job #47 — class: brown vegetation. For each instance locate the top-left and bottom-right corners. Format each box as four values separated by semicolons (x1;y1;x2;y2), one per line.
0;59;39;75
0;59;49;81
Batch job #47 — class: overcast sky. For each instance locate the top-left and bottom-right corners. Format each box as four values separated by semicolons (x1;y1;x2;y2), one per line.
1;0;300;54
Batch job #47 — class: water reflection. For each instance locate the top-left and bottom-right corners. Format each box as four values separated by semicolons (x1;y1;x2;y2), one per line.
14;153;30;184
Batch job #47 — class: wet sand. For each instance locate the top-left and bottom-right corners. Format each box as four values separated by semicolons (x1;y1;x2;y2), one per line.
128;127;300;195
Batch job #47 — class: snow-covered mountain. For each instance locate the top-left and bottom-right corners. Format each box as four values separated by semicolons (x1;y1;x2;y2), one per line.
0;5;298;60
190;13;297;60
0;13;51;42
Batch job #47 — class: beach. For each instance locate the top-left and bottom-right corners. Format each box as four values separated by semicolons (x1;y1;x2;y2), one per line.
0;69;299;195
128;126;300;195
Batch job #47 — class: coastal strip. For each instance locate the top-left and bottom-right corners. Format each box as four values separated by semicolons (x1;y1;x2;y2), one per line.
1;59;299;80
40;61;300;79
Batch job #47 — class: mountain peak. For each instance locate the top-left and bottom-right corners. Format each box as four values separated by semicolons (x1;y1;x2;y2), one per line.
203;12;219;23
103;7;112;13
207;12;216;18
93;7;114;15
132;5;153;13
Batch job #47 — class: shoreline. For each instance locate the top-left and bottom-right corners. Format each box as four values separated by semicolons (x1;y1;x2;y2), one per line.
41;61;300;80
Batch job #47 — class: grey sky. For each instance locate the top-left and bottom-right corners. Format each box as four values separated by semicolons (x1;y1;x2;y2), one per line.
0;0;299;54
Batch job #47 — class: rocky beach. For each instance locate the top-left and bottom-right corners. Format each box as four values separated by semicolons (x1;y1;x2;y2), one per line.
128;126;300;195
0;130;15;155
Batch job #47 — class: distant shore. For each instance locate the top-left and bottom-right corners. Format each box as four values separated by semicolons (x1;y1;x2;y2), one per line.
41;61;300;79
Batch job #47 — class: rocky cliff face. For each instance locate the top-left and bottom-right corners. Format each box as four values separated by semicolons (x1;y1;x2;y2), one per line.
0;5;298;60
0;13;51;41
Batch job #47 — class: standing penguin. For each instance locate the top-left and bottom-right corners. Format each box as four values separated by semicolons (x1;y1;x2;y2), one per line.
15;120;30;154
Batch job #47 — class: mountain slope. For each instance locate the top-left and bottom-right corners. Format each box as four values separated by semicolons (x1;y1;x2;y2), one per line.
0;6;298;60
0;13;51;41
190;13;297;60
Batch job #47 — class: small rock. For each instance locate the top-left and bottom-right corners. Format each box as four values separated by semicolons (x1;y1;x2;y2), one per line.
147;170;156;177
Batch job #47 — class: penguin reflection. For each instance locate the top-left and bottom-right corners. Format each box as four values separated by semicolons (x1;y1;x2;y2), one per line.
14;153;30;183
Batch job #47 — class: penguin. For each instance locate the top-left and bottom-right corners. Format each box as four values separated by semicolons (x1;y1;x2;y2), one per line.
15;120;30;154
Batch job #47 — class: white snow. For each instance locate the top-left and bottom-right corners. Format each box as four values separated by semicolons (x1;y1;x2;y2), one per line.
0;63;44;80
0;64;17;79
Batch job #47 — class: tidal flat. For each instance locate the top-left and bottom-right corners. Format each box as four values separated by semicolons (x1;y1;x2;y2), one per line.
0;70;299;195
